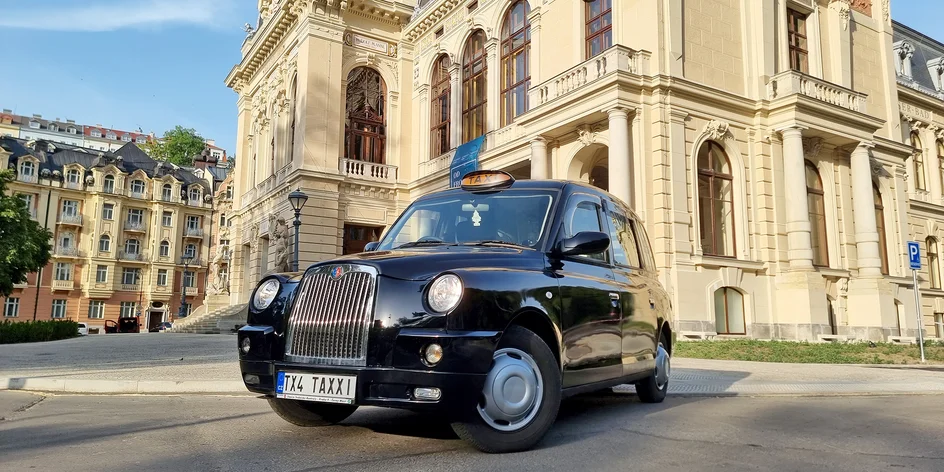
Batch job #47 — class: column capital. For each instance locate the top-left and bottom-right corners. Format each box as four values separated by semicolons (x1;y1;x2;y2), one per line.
604;107;630;119
530;136;548;145
775;125;808;138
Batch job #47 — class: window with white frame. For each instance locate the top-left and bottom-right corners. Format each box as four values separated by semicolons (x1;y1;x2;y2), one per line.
103;174;115;193
162;211;173;226
184;243;197;259
20;161;35;178
51;300;67;319
18;194;34;214
125;238;140;254
54;263;72;281
186;215;200;230
225;185;233;199
122;268;140;285
62;200;78;217
136;136;146;144
127;208;144;225
162;183;172;201
67;127;77;135
67;169;81;184
59;232;74;250
159;241;170;257
106;132;116;140
183;270;195;288
88;301;105;319
4;298;20;317
130;180;145;195
102;203;114;220
121;134;132;142
49;124;59;132
120;302;136;318
99;235;111;253
96;265;108;283
157;269;168;286
29;121;40;129
91;129;102;138
183;303;192;316
189;187;201;202
220;213;227;227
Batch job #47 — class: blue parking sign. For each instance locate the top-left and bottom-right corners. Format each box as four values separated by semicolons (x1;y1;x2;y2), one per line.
908;241;921;270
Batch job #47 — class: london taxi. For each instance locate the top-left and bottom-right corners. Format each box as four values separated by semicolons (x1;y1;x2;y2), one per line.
238;170;674;453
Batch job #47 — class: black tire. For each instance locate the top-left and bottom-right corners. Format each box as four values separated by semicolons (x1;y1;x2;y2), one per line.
267;398;358;427
634;333;670;403
451;325;562;453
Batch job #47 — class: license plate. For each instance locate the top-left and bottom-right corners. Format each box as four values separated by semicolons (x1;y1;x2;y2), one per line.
276;372;357;404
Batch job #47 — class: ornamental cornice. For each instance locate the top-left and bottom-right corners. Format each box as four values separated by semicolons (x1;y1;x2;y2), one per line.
227;0;305;94
345;0;410;26
403;0;463;43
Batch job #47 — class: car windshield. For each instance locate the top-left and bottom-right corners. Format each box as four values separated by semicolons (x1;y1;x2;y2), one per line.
376;190;556;251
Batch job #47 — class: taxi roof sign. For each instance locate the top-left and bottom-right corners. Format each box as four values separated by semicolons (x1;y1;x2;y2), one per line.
460;170;515;191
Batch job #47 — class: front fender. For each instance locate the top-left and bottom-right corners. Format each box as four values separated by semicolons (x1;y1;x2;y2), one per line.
446;267;562;336
246;272;302;333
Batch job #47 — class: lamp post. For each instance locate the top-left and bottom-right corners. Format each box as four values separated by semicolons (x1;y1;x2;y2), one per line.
178;255;194;321
288;188;308;272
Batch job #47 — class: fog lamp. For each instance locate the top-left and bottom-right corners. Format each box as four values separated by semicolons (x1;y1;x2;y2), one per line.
424;343;443;365
244;374;260;385
240;337;251;354
414;387;442;401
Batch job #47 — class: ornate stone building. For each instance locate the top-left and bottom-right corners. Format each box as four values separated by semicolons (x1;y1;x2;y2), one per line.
227;0;944;342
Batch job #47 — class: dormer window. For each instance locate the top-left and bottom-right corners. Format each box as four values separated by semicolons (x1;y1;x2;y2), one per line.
20;161;36;179
929;57;944;92
29;121;40;129
103;174;116;193
122;134;131;142
162;183;173;201
49;124;59;132
106;132;117;140
67;169;81;185
67;127;77;135
130;179;146;195
189;187;201;202
894;40;916;78
135;136;146;144
91;129;102;138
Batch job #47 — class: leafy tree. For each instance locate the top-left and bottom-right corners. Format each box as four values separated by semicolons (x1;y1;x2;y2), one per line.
141;126;206;167
0;170;52;297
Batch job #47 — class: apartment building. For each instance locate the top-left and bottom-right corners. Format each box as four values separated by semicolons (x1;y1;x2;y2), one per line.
0;137;215;331
226;0;944;342
83;125;151;152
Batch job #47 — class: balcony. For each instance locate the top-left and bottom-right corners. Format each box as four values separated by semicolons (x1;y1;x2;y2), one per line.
117;251;149;263
64;181;83;190
179;258;204;267
124;221;147;233
160;194;180;204
187;198;209;208
119;283;141;292
17;174;38;184
128;189;148;200
51;280;74;291
57;213;83;226
184;286;199;296
54;246;85;258
766;70;868;113
13;280;28;289
529;45;651;108
183;227;204;239
101;186;121;195
340;158;398;183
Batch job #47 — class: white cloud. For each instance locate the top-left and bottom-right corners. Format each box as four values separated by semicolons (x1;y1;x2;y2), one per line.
0;0;236;32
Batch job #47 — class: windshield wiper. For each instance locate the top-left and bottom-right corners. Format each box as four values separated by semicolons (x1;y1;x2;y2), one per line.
465;240;528;249
395;240;447;249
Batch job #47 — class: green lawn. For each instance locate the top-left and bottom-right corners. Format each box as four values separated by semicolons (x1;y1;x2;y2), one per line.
675;339;944;365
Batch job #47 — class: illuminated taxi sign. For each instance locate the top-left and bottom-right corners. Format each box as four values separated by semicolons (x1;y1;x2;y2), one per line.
460;170;515;191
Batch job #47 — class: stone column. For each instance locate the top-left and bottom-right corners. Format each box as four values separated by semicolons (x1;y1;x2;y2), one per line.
449;63;461;146
607;107;632;206
850;143;883;278
925;127;942;203
485;39;500;134
530;137;548;179
780;126;814;270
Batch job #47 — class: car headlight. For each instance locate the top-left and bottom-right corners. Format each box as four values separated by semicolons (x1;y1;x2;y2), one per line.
252;279;280;310
427;274;462;313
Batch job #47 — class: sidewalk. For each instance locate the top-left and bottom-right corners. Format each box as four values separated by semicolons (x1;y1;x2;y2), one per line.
2;335;944;395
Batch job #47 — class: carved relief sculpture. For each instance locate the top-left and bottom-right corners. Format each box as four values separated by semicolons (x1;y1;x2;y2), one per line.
269;214;291;273
704;120;730;141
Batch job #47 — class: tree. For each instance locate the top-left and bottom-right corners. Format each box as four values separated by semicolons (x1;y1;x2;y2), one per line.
141;126;206;167
0;170;52;297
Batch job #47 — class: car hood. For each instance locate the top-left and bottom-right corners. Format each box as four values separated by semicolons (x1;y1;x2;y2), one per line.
323;245;545;280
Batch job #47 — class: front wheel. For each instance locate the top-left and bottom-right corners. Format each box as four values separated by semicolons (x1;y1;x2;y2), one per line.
267;398;358;427
451;326;562;453
634;334;670;403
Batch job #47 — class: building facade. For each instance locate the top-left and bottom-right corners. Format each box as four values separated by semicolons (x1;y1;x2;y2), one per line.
15;113;85;147
0;138;216;331
227;0;944;342
83;125;151;152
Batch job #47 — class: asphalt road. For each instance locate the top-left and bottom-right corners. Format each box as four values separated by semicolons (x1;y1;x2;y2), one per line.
2;391;942;471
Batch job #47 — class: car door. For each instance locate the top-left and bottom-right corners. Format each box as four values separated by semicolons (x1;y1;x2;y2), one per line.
602;201;658;376
553;193;624;388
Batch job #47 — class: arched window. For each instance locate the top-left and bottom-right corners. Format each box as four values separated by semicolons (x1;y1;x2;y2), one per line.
344;67;386;163
159;240;170;258
99;235;111;253
162;183;172;201
289;74;298;164
714;287;745;335
585;0;613;58
20;161;35;178
125;238;140;255
184;243;197;259
130;179;145;195
462;30;488;143
805;161;828;267
189;187;200;202
500;1;531;126
697;141;735;257
874;183;889;275
430;55;452;158
103;174;115;193
939;140;944;190
67;169;81;185
912;132;927;191
928;237;941;289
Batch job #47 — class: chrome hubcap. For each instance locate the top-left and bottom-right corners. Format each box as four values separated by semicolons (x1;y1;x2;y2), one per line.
654;343;670;390
477;348;543;432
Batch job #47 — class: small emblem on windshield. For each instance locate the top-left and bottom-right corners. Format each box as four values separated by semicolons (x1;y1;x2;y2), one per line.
330;266;344;279
472;209;482;227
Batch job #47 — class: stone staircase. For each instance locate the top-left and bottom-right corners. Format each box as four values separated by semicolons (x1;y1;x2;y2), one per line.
169;304;247;334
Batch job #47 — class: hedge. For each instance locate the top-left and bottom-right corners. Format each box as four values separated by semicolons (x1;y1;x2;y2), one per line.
0;320;80;344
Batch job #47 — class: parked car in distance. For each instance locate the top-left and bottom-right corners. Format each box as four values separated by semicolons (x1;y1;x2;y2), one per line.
149;322;174;333
77;322;89;336
238;170;674;453
104;317;141;334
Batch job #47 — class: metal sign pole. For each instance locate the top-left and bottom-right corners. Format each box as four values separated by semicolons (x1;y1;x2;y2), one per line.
913;269;926;363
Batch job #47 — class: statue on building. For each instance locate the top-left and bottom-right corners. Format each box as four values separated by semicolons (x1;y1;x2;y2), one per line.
209;241;231;295
270;214;291;273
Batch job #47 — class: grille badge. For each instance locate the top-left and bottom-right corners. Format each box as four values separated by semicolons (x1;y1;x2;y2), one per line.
330;266;344;279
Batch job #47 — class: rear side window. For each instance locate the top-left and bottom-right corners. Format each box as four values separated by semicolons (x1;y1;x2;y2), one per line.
631;218;656;271
606;209;642;268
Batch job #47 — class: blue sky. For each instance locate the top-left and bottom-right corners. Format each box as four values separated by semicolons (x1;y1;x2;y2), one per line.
0;0;941;157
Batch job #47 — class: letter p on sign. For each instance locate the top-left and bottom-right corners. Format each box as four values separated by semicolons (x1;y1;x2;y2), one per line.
908;241;921;270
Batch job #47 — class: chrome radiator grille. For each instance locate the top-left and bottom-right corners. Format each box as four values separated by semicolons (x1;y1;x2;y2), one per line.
284;264;377;366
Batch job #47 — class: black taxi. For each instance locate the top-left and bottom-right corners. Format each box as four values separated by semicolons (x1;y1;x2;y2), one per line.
238;170;674;453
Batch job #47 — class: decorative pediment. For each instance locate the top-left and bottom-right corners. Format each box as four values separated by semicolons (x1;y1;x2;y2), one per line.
703;120;731;141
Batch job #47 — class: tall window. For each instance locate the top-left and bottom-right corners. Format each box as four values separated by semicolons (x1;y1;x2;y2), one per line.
220;213;227;227
54;263;72;281
874;184;889;276
184;243;197;259
122;268;140;285
186;215;200;230
586;0;612;58
162;183;173;201
290;74;298;163
344;67;387;163
787;8;809;73
430;55;452;158
912;132;927;190
127;208;144;225
697;141;735;257
96;265;108;283
51;300;67;319
67;169;81;185
189;187;201;202
928;237;941;289
88;301;104;319
4;298;20;318
125;239;140;254
157;269;168;286
500;1;531;126
159;241;170;257
162;211;172;227
130;180;145;195
62;200;78;217
99;235;111;253
714;287;745;335
102;203;114;220
120;302;136;318
806;161;829;267
20;161;35;179
184;271;195;288
462;30;488;143
103;174;115;193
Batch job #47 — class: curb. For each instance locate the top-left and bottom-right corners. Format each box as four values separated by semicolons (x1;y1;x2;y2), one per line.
1;377;249;395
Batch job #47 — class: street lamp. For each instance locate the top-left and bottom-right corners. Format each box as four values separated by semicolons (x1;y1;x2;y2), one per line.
178;255;194;320
288;188;308;272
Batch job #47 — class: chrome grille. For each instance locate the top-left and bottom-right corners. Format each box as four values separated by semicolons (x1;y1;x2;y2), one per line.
284;264;377;366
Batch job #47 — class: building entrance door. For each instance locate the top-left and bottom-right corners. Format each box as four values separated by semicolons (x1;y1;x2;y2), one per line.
148;310;165;330
343;224;382;255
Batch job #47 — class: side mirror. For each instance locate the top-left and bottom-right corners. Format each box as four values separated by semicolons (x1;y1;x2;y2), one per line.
557;231;610;257
363;242;380;252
